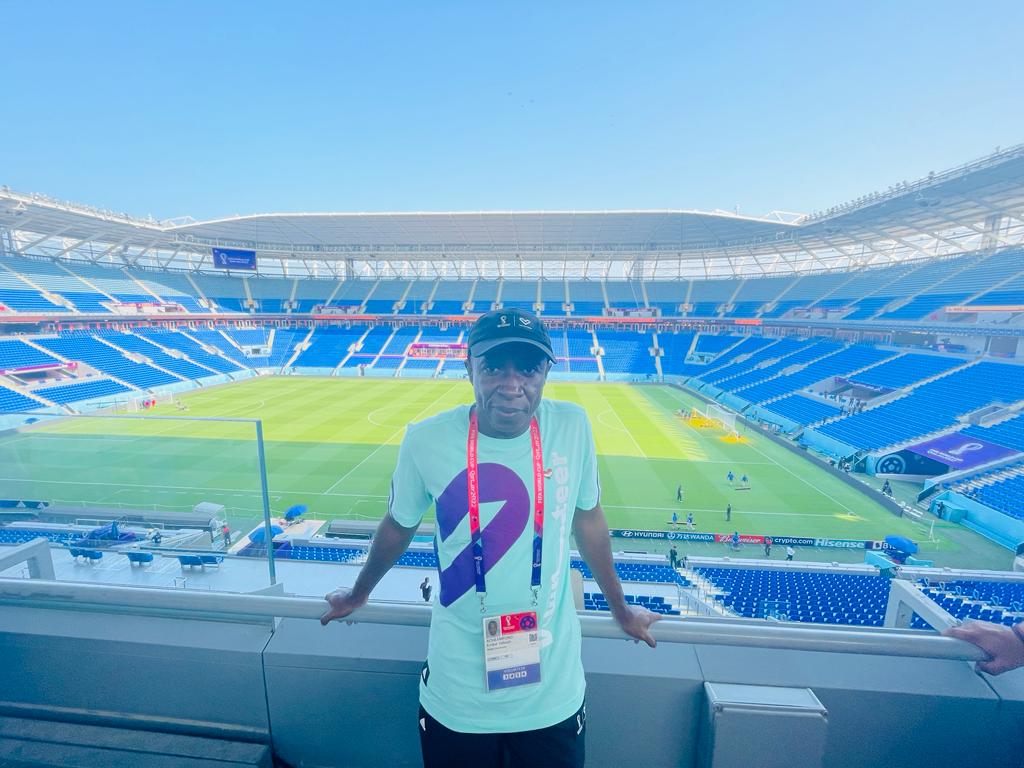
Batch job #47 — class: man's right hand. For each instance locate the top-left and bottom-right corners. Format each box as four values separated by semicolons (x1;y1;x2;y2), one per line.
944;621;1024;675
320;589;368;626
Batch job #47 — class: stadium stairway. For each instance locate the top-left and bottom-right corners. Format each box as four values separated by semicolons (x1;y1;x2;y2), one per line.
80;333;185;387
747;346;899;407
0;261;76;312
754;276;803;318
674;336;775;380
712;339;841;392
960;257;1024;307
815;360;1024;452
23;336;142;395
954;461;1024;519
679;568;734;617
872;252;991;320
59;265;120;307
138;328;245;374
915;578;1024;629
694;565;891;627
335;326;374;370
94;334;192;383
695;338;803;386
876;399;1024;458
813;356;979;430
831;262;924;320
760;393;842;428
0;381;55;413
121;331;224;377
963;409;1024;451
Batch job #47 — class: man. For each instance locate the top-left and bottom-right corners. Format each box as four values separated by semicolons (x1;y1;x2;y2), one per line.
763;536;772;558
725;503;732;522
671;510;679;529
420;576;432;602
727;470;735;486
669;545;679;570
785;545;795;561
676;484;683;503
320;309;659;768
686;512;695;530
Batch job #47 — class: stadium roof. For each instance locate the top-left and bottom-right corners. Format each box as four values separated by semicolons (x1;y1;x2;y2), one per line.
2;145;1023;279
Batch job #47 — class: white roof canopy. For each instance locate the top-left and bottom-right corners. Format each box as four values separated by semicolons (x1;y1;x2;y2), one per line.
2;145;1023;279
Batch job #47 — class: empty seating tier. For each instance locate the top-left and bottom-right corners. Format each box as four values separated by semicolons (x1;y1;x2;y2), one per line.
816;361;1024;451
696;566;890;626
34;379;130;405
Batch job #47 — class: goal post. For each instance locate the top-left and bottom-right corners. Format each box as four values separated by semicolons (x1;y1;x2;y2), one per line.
122;393;178;412
704;403;737;434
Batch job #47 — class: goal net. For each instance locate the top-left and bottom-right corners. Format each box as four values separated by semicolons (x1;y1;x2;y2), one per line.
122;393;178;412
704;404;737;434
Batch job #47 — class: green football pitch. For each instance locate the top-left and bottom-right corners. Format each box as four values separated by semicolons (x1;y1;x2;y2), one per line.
0;376;1008;569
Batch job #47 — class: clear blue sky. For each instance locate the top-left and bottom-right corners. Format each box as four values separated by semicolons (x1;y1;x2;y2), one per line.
2;2;1022;221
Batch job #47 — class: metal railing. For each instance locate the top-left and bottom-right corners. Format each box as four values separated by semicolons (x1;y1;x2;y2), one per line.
0;577;986;663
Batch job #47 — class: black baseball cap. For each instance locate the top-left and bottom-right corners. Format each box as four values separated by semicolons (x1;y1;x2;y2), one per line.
467;309;556;363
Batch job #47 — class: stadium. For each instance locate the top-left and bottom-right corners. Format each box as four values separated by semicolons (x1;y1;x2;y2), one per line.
6;0;1024;755
2;142;1024;765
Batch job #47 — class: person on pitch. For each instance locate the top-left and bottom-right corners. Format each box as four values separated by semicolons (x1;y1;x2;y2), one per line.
321;308;659;768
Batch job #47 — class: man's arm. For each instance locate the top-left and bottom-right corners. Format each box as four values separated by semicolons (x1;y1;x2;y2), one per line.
573;502;660;647
320;513;418;625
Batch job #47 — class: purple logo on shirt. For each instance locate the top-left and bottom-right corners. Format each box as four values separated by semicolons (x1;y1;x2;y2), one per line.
435;463;529;607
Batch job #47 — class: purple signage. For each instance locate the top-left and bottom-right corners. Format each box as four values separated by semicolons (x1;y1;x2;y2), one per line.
906;432;1018;470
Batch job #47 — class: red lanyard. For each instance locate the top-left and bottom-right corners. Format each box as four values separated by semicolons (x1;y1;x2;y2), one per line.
467;409;544;612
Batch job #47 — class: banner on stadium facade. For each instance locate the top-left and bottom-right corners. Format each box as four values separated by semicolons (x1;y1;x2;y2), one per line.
609;529;716;542
609;528;873;549
212;247;257;271
905;432;1018;470
714;533;765;545
769;536;816;547
946;304;1024;313
812;537;870;549
407;342;468;360
873;449;949;477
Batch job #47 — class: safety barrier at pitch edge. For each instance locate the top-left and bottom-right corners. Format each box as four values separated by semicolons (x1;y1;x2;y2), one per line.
609;528;887;549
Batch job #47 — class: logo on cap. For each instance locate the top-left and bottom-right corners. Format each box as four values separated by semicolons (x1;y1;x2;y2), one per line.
518;316;532;328
498;315;510;328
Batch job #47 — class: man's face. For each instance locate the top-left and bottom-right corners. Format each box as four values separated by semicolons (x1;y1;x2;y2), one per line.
466;343;550;438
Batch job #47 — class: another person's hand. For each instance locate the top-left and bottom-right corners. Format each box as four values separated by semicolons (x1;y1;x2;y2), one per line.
944;621;1024;675
612;605;661;648
320;589;368;626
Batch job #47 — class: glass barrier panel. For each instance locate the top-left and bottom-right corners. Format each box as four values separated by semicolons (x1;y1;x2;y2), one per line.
0;410;275;590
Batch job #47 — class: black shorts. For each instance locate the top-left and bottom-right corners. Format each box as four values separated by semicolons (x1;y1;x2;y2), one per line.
418;702;586;768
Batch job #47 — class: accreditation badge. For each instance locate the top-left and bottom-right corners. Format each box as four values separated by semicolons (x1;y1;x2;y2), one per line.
482;611;541;691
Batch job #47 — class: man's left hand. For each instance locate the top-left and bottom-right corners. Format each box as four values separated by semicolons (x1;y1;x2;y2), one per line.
612;605;661;648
